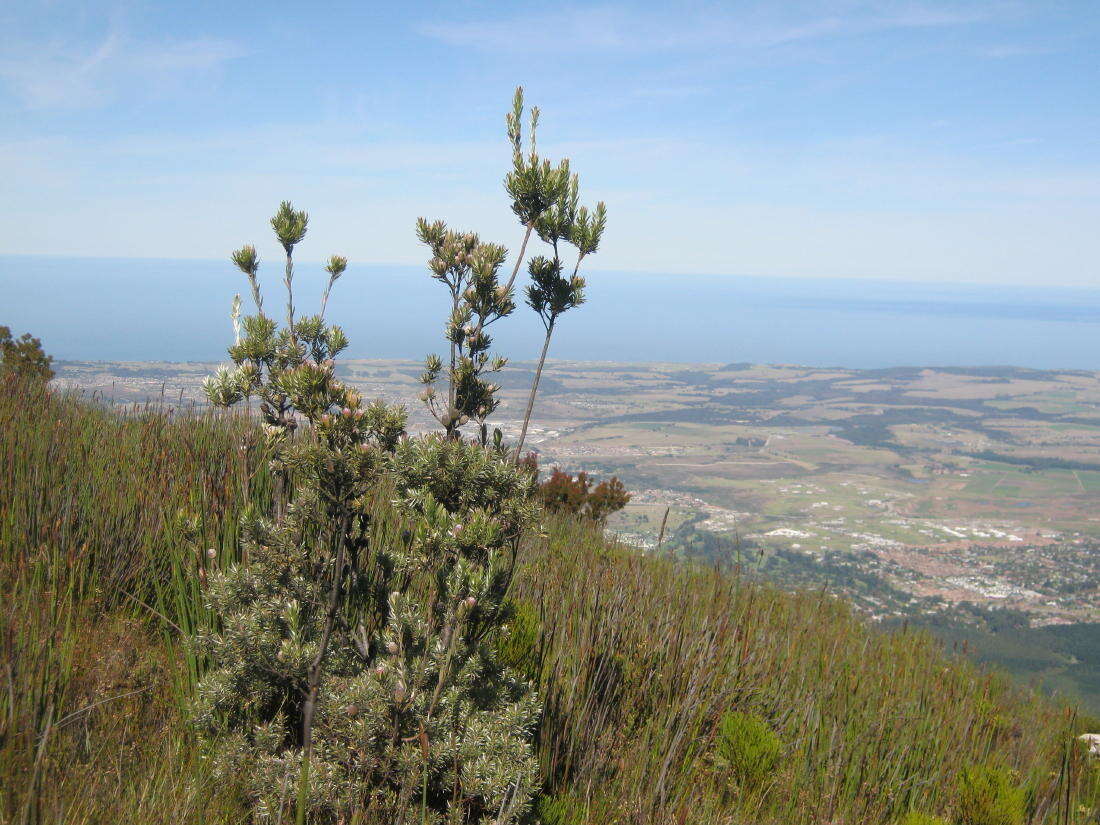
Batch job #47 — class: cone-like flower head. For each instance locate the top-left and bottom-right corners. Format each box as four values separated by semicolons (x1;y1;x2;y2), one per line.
271;201;309;253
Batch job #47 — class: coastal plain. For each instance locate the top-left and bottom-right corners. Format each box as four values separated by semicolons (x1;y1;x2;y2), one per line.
58;358;1100;624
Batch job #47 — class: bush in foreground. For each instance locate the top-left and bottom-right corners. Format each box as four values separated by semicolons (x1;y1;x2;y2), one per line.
196;202;543;823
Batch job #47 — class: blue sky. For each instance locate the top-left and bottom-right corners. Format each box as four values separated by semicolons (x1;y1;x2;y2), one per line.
1;0;1098;286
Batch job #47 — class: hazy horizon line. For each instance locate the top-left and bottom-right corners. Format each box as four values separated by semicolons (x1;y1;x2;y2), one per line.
3;251;1099;292
52;356;1098;375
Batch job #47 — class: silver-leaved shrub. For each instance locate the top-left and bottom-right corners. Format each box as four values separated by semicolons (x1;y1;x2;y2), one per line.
194;88;605;824
195;204;540;824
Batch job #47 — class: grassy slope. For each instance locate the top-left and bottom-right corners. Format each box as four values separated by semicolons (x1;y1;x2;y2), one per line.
1;377;1097;824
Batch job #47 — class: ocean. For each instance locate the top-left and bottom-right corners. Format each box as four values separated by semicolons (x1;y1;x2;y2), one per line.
3;255;1099;370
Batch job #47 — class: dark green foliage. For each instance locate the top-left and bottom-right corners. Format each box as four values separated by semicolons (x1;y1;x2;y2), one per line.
511;95;607;458
504;87;571;228
525;255;585;326
956;764;1027;825
963;450;1100;472
0;325;54;382
496;600;542;684
713;710;781;790
271;200;308;252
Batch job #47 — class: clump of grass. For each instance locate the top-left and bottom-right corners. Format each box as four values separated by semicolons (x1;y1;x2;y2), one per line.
513;515;1090;823
496;599;544;684
0;376;266;822
534;792;586;825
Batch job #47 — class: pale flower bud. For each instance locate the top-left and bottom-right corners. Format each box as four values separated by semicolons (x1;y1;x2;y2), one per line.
464;596;477;609
206;547;217;559
386;641;399;655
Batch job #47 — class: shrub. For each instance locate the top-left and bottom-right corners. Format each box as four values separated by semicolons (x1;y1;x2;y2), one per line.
414;218;515;443
415;87;606;451
956;763;1026;825
195;203;541;823
535;466;631;524
713;710;781;790
193;85;607;824
0;324;54;382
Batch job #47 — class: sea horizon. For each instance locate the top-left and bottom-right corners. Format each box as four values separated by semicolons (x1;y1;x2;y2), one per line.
5;254;1100;371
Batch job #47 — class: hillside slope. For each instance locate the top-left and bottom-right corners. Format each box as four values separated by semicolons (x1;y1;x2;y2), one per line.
1;378;1097;824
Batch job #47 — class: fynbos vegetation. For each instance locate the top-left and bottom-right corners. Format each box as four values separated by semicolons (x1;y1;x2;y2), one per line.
189;86;610;824
417;87;606;454
3;87;1100;825
3;376;1100;823
197;203;542;821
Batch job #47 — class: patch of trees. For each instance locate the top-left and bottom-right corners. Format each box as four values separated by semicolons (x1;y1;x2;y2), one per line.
734;436;767;447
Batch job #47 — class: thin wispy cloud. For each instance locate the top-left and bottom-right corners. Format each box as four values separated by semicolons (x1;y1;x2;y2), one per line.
0;29;245;109
975;43;1054;58
0;0;1096;285
416;2;997;54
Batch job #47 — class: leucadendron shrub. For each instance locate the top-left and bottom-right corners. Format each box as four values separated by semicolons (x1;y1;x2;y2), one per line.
194;201;541;824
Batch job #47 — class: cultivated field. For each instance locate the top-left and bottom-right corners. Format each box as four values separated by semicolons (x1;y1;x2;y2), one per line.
57;358;1100;624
